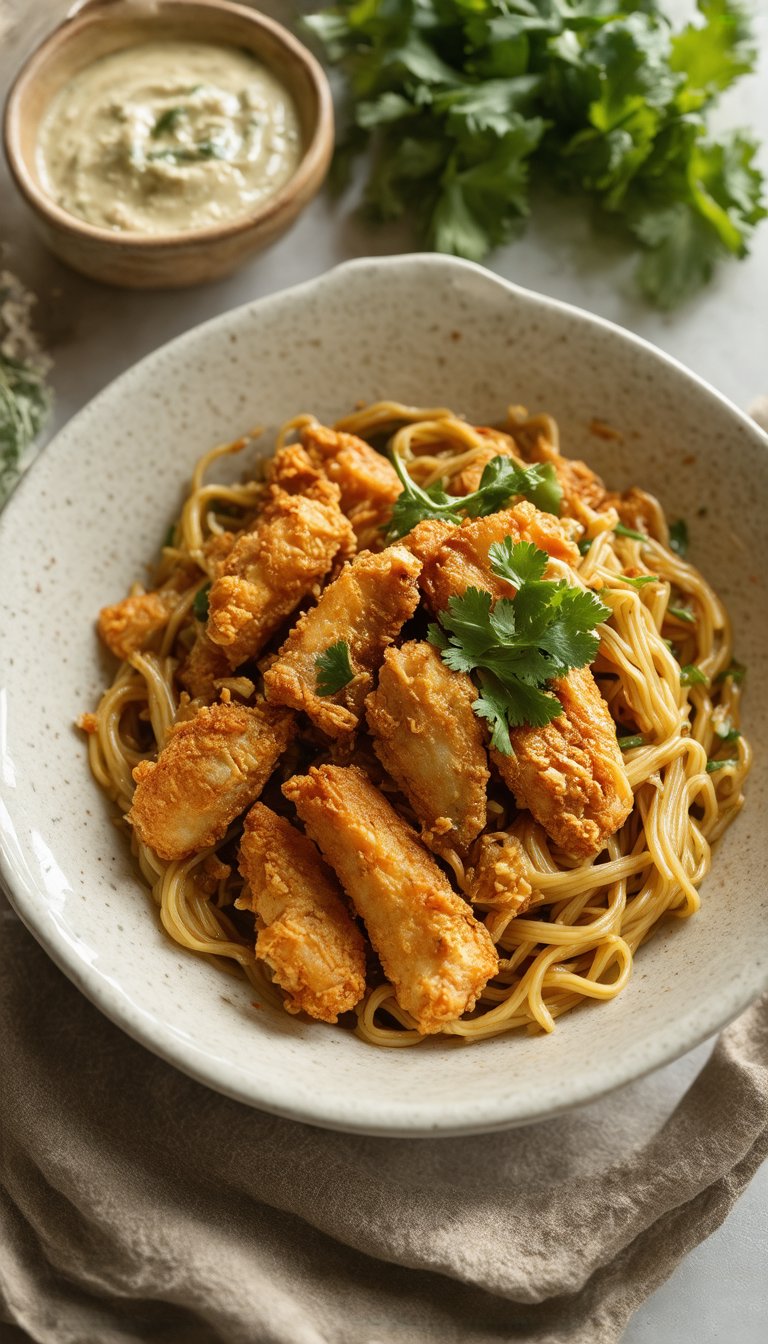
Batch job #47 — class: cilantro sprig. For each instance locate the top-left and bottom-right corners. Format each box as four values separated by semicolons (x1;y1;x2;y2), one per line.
386;450;561;540
315;640;355;696
306;0;764;307
428;538;610;750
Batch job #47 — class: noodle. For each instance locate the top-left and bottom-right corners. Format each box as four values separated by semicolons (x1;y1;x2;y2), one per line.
82;401;750;1047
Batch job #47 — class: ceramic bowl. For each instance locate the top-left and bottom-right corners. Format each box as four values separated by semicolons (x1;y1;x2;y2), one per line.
1;255;767;1135
2;0;333;288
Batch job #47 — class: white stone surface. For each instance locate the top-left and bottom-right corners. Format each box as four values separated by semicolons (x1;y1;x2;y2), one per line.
1;1;767;1339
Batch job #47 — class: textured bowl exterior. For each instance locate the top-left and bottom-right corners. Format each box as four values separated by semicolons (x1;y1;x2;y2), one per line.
1;255;766;1135
2;0;333;287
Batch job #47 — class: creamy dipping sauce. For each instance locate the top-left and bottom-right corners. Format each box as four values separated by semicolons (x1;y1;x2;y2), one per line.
37;41;303;234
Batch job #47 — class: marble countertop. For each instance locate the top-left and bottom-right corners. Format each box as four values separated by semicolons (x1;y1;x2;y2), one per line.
2;3;767;1340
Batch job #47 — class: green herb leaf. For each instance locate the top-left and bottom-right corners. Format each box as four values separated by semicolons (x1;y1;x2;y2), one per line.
306;0;765;306
715;724;741;742
620;573;659;587
667;604;696;624
618;733;645;750
152;106;186;138
668;519;689;556
433;538;608;746
614;521;647;542
578;537;593;555
715;660;746;684
163;524;176;548
386;451;562;540
680;663;708;686
193;584;211;621
315;640;355;696
0;353;51;503
706;757;739;773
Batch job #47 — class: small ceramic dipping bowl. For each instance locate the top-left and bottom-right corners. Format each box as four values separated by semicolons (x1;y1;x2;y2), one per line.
3;0;334;288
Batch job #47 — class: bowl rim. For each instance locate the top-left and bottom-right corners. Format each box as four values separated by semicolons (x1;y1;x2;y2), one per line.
2;0;334;249
1;253;767;1136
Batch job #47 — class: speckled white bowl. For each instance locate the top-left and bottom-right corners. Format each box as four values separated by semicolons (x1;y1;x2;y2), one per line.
1;255;766;1135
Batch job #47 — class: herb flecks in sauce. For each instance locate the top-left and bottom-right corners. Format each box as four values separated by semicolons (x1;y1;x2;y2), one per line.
37;42;302;235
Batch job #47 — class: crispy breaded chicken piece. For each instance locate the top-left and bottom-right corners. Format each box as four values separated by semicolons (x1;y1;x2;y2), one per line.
365;641;489;852
466;835;537;916
98;585;181;661
301;424;401;542
409;501;580;615
178;629;232;701
266;443;334;499
283;765;498;1034
129;701;294;861
492;665;633;858
238;803;366;1023
264;545;421;737
206;484;355;668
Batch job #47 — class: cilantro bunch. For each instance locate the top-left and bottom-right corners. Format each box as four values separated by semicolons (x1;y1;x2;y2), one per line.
429;537;611;749
306;0;765;306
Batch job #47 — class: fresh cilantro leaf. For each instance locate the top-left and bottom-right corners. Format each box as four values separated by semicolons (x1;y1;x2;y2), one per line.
386;451;561;539
432;536;608;747
668;519;689;556
306;0;764;306
618;733;645;750
680;663;708;686
715;723;740;742
315;640;355;696
578;537;593;555
706;757;739;773
193;583;211;621
152;106;186;137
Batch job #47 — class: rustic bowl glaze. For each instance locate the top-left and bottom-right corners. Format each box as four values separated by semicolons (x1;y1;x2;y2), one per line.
3;0;333;287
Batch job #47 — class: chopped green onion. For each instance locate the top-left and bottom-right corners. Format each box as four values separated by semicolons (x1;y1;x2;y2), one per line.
618;734;645;750
621;573;659;588
715;661;747;685
706;758;739;773
667;605;696;624
668;519;689;557
193;583;211;621
578;537;593;556
680;664;708;686
614;522;647;542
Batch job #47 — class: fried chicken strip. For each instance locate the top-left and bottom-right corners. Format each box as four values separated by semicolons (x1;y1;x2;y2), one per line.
365;641;489;852
129;701;294;861
408;504;631;857
264;545;421;737
206;483;355;668
466;835;538;916
238;803;366;1023
301;424;401;543
491;666;633;858
408;501;580;614
283;765;498;1034
98;583;183;661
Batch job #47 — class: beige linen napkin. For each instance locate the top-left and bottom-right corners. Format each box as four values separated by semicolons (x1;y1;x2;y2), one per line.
1;892;767;1344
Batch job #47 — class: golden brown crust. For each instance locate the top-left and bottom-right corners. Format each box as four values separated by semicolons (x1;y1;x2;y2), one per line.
466;835;537;916
238;803;366;1022
206;485;355;668
365;640;489;852
128;701;294;861
301;424;401;543
283;764;498;1034
412;501;580;615
98;589;177;661
178;630;232;700
264;545;422;738
492;666;633;858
